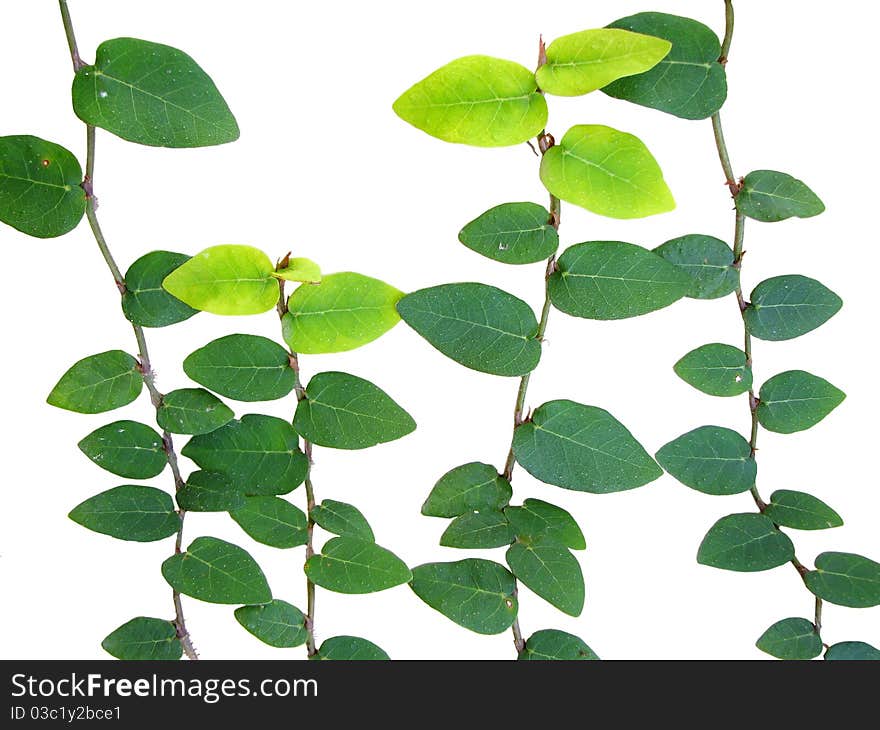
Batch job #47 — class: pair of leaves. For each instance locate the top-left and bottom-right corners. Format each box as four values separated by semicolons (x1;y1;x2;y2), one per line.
744;275;841;341
305;538;411;594
656;426;756;496
47;350;142;414
757;371;845;434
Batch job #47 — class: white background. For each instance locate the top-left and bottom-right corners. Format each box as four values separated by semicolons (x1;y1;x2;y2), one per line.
1;0;877;660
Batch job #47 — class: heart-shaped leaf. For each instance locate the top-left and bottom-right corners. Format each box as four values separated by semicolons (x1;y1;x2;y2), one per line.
674;343;752;397
229;496;308;549
69;485;180;542
654;234;738;300
305;537;412;594
234;600;307;648
763;490;843;531
697;513;795;572
47;350;142;414
101;617;182;660
656;426;756;496
156;388;234;435
422;463;512;518
736;171;825;223
311;500;375;542
745;275;841;341
804;552;880;608
757;371;845;434
458;202;558;265
756;618;822;660
506;539;584;616
78;420;167;479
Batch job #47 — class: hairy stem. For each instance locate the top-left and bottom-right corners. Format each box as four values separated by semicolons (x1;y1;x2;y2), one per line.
59;0;197;660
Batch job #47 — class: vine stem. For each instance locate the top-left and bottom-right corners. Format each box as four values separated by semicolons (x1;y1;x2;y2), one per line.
710;0;823;636
58;0;197;660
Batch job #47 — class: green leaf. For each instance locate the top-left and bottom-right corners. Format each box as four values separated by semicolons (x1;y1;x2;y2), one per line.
312;636;389;661
121;251;198;328
156;388;234;435
744;275;842;341
674;344;752;397
282;272;403;354
422;463;512;518
757;371;845;434
47;350;142;414
78;420;167;479
656;426;756;496
162;245;277;315
825;642;880;661
310;500;374;542
183;334;296;402
162;537;272;605
653;234;739;300
0;135;85;238
737;171;825;223
513;399;661;493
697;513;795;572
234;600;307;648
393;55;548;147
293;371;415;450
603;12;727;120
549;241;691;319
101;617;182;660
440;511;514;549
72;37;239;148
176;470;245;512
764;490;843;531
804;552;880;608
504;499;586;550
537;28;670;96
458;202;559;265
182;414;308;495
541;126;675;219
69;485;179;542
305;537;411;594
273;257;321;284
518;629;599;660
397;283;541;377
756;618;822;660
506;539;584;617
409;559;518;635
229;496;308;548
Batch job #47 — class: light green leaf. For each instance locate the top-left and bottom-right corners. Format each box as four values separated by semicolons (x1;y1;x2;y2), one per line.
310;500;374;542
156;388;233;435
409;559;518;635
537;28;670;96
756;618;822;660
162;244;278;315
541;125;674;219
764;490;843;531
513;399;661;493
397;283;541;377
176;471;245;512
506;539;584;616
440;511;514;549
101;617;182;660
697;513;795;572
78;420;166;479
656;426;756;496
422;463;512;518
757;371;845;434
305;537;411;594
504;499;586;550
312;636;389;661
181;414;308;495
737;171;825;223
518;629;599;660
273;257;321;284
47;350;142;414
69;485;179;542
804;552;880;608
603;12;727;120
549;241;691;319
282;272;403;354
674;343;752;397
122;251;198;328
294;371;415;449
0;135;85;238
393;55;548;147
234;600;307;648
653;234;739;300
230;496;308;548
458;202;559;265
825;642;880;661
745;275;842;341
72;37;239;147
162;536;272;605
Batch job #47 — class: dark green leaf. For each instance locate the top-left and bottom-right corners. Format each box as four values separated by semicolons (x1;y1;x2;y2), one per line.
47;350;142;414
234;600;307;648
161;536;271;605
409;559;518;635
653;235;739;300
504;499;586;550
305;537;411;594
656;426;756;496
697;513;795;572
310;500;374;542
156;388;233;435
764;490;843;531
182;414;308;495
458;202;559;265
312;636;389;661
825;642;880;661
603;12;727;120
440;511;514;549
176;471;245;512
69;485;179;542
757;371;845;434
674;343;752;397
122;251;198;327
294;371;416;449
230;496;308;548
78;420;166;479
737;170;825;222
422;462;512;518
0;135;85;237
513;399;661;493
804;552;880;608
518;629;599;660
101;617;182;660
756;618;822;660
72;37;239;148
397;283;541;376
506;539;584;616
745;275;842;341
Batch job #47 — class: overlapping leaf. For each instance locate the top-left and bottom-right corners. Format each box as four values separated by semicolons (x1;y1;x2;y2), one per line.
122;251;198;328
176;470;245;512
654;234;738;300
422;463;512;518
504;499;586;550
440;511;514;549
